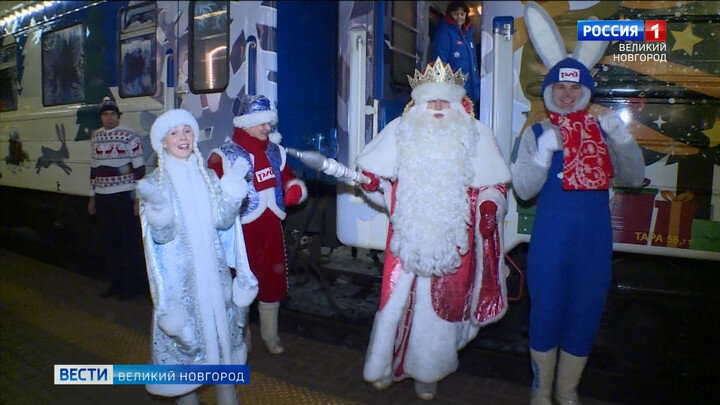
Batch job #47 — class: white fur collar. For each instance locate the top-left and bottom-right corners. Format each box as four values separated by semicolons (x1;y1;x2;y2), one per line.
356;118;511;187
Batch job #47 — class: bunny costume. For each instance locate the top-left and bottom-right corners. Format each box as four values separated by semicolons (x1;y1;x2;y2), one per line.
137;109;257;401
511;3;644;404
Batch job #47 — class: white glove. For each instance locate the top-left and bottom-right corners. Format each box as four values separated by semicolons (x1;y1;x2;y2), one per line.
220;158;250;202
136;179;174;228
136;178;167;208
533;128;561;168
598;113;632;145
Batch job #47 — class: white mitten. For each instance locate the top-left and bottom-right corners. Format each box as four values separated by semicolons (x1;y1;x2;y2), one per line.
158;306;190;337
598;112;632;145
232;276;258;307
136;179;174;228
534;128;561;168
220;158;250;202
136;178;165;206
158;307;199;355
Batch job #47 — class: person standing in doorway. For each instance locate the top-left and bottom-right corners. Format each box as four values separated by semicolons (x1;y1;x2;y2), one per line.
432;1;481;115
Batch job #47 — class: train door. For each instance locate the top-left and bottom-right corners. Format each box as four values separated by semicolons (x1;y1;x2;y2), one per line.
335;1;429;250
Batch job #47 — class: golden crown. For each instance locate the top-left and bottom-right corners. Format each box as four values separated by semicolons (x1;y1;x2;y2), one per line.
407;57;468;89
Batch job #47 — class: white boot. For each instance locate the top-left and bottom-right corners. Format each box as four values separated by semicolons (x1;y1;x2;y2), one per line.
216;385;239;405
554;350;588;405
258;301;284;354
414;380;437;401
176;390;199;405
372;375;393;390
529;347;557;405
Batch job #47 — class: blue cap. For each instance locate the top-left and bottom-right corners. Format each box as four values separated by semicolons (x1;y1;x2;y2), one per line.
541;58;594;94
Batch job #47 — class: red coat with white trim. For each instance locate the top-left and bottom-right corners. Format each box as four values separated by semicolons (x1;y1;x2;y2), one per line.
356;113;512;385
208;128;307;302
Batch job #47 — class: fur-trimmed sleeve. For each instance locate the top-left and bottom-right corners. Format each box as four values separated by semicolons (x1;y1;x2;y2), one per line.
357;176;392;212
511;125;550;201
477;185;508;215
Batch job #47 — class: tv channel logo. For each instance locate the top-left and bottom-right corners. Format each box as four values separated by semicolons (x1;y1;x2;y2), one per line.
578;20;666;42
644;20;666;42
54;365;112;385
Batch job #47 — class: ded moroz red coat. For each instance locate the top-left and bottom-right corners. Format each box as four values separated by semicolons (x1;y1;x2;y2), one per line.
357;115;511;384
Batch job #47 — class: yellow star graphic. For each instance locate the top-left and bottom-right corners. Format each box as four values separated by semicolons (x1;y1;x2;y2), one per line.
671;24;702;55
702;118;720;148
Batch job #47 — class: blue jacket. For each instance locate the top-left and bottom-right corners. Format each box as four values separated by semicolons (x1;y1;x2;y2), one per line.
431;17;481;102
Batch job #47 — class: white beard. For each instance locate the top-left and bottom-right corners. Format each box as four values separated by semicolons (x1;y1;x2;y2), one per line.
390;104;477;277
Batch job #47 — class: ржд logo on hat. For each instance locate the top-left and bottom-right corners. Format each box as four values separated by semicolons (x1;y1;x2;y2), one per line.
558;67;580;82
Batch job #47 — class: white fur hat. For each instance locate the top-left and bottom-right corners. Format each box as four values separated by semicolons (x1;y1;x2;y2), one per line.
411;81;466;105
150;109;200;154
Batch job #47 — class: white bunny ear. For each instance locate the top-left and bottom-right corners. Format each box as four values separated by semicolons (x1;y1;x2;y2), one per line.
524;1;567;69
572;16;609;69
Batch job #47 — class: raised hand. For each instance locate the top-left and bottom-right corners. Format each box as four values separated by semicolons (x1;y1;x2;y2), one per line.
534;128;560;168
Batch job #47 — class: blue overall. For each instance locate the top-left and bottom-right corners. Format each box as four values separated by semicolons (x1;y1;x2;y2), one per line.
527;123;613;357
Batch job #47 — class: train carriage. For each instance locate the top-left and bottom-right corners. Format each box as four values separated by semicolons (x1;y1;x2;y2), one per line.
1;1;718;390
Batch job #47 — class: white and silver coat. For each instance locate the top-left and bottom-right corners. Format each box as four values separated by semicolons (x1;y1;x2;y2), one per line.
140;164;258;397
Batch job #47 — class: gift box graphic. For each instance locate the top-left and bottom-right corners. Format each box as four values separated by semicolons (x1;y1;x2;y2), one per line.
609;186;658;244
689;219;720;252
651;191;699;249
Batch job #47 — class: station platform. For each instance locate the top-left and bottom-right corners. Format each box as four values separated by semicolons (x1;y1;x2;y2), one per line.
0;248;619;404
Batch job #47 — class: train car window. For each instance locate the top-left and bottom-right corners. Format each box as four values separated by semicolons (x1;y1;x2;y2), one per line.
0;44;18;112
119;2;157;98
390;1;418;88
189;1;229;93
41;24;85;106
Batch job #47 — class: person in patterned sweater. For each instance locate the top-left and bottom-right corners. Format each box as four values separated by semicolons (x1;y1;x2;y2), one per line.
88;97;147;300
208;94;307;355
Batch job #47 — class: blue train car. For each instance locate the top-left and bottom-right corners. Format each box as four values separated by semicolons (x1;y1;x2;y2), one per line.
1;3;718;380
